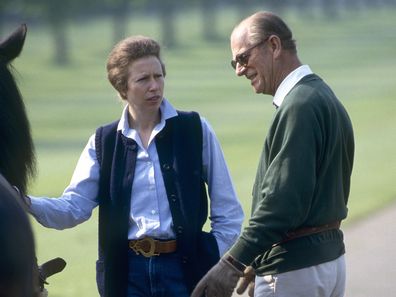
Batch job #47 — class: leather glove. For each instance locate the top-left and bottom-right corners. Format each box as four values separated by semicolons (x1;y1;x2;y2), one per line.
236;266;255;297
191;255;244;297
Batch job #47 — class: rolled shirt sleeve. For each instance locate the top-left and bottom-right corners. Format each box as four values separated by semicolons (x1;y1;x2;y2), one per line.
29;134;99;229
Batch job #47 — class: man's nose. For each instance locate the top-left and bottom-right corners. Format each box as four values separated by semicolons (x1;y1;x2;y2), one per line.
235;63;247;76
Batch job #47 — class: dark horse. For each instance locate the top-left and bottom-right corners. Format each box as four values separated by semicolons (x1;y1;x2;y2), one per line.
0;25;65;297
0;23;38;297
0;24;36;195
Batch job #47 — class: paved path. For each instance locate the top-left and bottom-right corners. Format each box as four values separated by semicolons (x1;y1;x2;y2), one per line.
233;201;396;297
344;202;396;297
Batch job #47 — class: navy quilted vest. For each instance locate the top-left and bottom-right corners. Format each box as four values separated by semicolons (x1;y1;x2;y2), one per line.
95;111;219;296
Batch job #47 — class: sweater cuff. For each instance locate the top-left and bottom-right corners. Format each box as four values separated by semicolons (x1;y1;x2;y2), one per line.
227;237;261;266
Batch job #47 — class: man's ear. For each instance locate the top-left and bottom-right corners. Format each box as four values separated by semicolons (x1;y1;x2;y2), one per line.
268;35;282;58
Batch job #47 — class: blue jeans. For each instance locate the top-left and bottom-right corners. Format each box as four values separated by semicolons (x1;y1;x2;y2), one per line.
127;249;190;297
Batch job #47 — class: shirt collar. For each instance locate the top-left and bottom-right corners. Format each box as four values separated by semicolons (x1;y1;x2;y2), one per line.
273;65;313;108
117;98;178;140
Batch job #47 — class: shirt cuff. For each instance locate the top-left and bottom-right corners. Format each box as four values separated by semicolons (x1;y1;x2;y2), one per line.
28;196;47;222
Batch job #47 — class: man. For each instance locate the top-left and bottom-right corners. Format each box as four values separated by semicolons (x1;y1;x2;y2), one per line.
192;11;354;297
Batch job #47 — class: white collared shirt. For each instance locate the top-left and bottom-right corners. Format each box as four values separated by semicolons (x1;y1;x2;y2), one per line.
273;65;313;108
29;98;244;256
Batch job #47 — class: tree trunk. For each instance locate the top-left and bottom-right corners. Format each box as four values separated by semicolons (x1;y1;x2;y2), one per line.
49;18;69;65
112;0;130;45
158;0;176;48
48;2;69;65
201;0;219;41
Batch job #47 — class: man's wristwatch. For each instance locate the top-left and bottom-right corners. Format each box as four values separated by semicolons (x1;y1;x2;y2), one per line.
225;254;246;272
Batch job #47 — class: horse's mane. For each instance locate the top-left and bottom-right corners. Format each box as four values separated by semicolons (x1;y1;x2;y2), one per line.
0;24;36;194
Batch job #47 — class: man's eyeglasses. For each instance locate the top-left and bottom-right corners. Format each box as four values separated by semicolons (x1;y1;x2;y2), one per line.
231;38;268;70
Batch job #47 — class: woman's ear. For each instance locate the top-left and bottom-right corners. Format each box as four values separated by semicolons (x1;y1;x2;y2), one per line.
118;92;127;101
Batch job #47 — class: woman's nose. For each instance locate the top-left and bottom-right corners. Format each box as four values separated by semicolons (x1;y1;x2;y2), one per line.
149;78;160;90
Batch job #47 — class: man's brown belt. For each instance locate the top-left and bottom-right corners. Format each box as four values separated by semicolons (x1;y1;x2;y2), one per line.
129;237;177;257
275;221;341;246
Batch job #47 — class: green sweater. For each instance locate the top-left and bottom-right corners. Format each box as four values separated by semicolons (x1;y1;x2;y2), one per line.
229;74;354;275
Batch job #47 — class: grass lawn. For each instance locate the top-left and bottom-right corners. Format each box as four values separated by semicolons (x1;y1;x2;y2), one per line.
5;5;395;296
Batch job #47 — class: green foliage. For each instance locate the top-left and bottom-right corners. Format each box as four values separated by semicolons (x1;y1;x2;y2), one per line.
9;6;396;296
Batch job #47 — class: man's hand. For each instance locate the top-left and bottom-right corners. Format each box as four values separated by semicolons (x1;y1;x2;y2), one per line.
191;255;244;297
236;266;255;297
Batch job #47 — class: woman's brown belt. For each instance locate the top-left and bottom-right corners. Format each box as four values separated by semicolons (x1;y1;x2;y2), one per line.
129;237;177;257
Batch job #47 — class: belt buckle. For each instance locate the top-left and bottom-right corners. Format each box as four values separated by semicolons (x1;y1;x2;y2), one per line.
130;237;159;257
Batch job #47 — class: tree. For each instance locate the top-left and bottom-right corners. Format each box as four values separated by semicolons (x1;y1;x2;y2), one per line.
105;0;133;45
26;0;98;65
157;0;178;48
200;0;221;41
24;0;75;65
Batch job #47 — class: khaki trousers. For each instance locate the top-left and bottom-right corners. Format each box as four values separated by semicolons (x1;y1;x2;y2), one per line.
254;255;346;297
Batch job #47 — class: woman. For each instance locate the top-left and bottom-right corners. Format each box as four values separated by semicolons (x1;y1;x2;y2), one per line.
27;36;244;297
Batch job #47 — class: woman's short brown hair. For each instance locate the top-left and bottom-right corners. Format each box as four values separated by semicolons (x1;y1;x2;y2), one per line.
106;35;166;99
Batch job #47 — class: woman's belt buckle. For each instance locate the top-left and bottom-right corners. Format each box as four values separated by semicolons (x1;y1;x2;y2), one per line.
129;237;159;257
